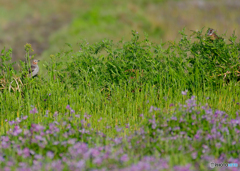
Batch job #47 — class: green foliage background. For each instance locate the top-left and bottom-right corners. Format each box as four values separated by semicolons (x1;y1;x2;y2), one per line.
0;0;240;66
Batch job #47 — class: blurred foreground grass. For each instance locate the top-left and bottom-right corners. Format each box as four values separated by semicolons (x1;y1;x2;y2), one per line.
0;0;240;65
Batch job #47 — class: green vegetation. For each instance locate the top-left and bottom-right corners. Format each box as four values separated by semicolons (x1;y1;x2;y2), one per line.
1;0;240;65
0;29;239;170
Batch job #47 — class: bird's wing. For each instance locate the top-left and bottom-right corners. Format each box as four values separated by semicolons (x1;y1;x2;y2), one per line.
28;65;39;77
29;65;36;73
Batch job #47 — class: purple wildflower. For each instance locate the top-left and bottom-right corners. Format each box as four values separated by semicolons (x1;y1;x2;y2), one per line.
12;126;22;136
34;154;42;160
75;160;85;168
93;157;103;165
120;154;129;162
66;105;71;110
22;148;30;158
30;107;38;114
181;89;188;95
192;152;197;159
53;111;58;117
47;151;54;159
116;127;122;132
8;120;15;125
113;137;122;144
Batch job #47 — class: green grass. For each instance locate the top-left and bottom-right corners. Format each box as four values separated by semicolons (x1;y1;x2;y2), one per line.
1;29;239;134
0;29;239;170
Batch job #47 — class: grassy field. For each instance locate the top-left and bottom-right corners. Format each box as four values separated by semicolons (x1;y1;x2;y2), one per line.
0;28;240;170
0;0;240;170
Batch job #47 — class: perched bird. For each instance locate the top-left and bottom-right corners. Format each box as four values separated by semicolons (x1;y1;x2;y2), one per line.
207;28;223;40
28;60;40;78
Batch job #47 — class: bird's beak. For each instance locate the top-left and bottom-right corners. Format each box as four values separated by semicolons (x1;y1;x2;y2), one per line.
37;60;40;62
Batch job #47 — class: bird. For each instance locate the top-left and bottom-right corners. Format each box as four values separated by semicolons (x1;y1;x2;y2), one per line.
207;28;223;40
28;60;40;78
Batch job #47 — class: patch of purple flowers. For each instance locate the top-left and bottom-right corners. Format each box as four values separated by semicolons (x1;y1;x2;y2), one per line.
0;96;239;171
30;107;38;114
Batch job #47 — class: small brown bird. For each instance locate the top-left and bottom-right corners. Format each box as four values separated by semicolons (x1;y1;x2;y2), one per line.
28;60;40;78
207;28;222;40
